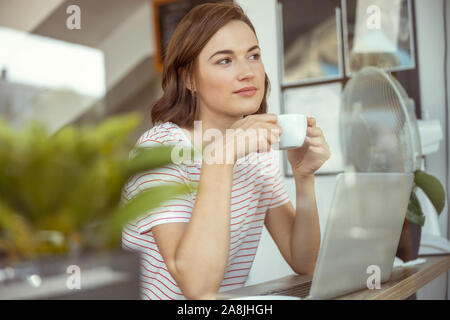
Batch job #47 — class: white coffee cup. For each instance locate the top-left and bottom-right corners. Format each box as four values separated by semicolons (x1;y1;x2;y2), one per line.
276;114;308;150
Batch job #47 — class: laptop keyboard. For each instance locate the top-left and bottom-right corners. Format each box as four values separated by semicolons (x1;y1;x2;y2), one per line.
261;281;312;298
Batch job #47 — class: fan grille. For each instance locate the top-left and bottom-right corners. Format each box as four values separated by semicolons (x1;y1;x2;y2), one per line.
340;67;421;173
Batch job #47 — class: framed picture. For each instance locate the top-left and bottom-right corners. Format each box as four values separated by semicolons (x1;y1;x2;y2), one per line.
281;82;345;176
277;0;344;86
342;0;415;75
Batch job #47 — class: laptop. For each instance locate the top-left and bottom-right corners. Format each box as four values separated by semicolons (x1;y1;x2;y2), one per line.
259;172;414;300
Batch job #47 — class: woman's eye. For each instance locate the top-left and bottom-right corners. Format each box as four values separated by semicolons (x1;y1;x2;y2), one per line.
217;54;260;65
217;58;231;65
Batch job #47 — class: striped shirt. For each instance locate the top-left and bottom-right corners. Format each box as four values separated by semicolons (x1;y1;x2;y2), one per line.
121;121;290;300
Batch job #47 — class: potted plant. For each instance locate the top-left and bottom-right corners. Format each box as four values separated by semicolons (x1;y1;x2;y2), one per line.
396;169;445;262
0;113;196;299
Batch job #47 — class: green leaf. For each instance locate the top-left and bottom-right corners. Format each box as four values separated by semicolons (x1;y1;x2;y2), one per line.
406;189;425;226
0;201;36;260
103;182;196;245
123;145;182;179
0;113;201;258
414;170;446;216
88;113;141;154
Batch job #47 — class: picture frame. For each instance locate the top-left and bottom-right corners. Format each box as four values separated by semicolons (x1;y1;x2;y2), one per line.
277;0;344;86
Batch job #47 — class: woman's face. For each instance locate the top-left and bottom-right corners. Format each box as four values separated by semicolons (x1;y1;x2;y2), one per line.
192;20;266;122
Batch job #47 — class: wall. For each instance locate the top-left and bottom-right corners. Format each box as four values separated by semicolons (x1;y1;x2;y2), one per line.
414;0;449;300
98;0;154;91
0;0;64;32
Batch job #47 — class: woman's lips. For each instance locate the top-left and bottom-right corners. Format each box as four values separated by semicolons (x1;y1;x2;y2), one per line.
234;89;257;97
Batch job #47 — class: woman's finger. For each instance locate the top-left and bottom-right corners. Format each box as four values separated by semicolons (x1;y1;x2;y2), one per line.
307;126;323;137
308;117;316;128
305;136;325;146
308;145;331;159
248;113;279;124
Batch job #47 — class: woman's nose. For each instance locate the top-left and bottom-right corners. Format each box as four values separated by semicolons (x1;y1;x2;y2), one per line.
237;61;255;80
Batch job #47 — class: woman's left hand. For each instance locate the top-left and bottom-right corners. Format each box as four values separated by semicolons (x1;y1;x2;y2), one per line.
286;117;331;177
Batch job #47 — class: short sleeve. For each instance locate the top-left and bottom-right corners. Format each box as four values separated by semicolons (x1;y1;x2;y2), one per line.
123;164;194;234
121;125;194;234
267;151;290;209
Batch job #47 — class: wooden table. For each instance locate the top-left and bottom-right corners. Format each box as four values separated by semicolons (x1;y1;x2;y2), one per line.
217;254;450;300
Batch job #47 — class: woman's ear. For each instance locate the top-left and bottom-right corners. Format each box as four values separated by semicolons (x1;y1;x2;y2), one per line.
179;67;196;92
186;79;196;93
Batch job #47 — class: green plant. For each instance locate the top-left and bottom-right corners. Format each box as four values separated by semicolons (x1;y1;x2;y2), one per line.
406;170;445;227
0;113;196;264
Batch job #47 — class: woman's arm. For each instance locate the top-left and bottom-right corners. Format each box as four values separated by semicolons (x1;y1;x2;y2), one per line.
265;174;321;276
153;114;282;299
289;174;321;275
153;161;234;300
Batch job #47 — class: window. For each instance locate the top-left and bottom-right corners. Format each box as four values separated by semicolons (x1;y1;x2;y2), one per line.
277;0;421;176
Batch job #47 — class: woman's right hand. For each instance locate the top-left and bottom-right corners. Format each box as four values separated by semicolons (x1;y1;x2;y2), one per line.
221;113;282;164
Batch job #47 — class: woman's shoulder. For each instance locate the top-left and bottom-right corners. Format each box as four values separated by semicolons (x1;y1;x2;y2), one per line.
135;121;185;148
125;122;191;186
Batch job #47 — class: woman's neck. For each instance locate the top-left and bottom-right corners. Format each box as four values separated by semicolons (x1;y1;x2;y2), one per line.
181;112;243;150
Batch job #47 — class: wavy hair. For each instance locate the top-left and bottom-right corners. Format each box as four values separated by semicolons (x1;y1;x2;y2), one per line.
150;2;270;128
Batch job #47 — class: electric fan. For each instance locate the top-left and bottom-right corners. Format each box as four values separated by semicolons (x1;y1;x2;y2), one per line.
339;66;422;173
339;66;450;254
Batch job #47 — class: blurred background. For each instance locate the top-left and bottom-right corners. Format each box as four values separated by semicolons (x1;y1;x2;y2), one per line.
0;0;449;299
0;0;161;139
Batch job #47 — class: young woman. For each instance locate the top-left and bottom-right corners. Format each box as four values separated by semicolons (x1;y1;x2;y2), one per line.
122;2;331;300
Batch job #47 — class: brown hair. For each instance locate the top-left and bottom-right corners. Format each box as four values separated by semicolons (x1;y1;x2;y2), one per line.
150;2;270;128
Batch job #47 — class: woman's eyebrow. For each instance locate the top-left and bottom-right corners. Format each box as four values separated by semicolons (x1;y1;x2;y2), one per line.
208;45;260;61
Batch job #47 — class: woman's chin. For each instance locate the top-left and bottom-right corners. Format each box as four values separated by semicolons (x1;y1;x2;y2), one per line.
235;104;260;116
